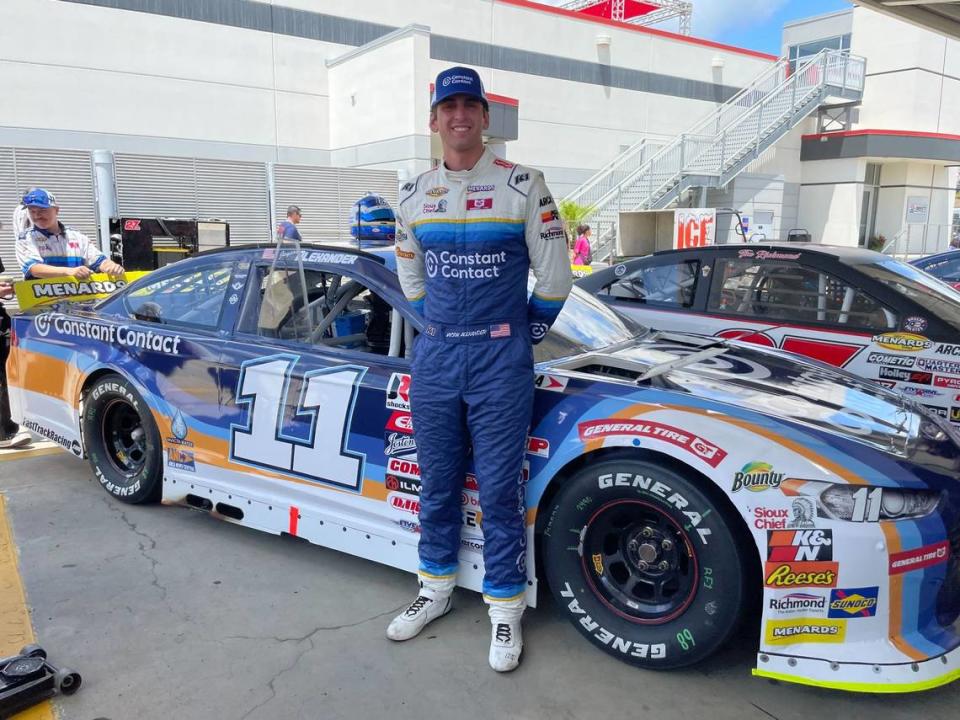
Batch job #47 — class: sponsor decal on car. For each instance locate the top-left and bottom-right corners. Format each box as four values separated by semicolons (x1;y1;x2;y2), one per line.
737;249;801;261
386;373;411;411
578;419;727;467
902;387;942;398
889;541;950;575
923;403;949;417
935;375;960;389
828;587;878;618
388;492;420;515
952;407;960;423
384;432;417;458
461;536;483;554
878;367;933;385
903;316;928;334
764;619;846;644
867;352;915;367
167;447;196;472
386;412;413;433
767;529;833;562
764;561;839;588
768;592;827;616
934;343;960;357
387;457;420;480
871;332;932;352
917;357;960;374
753;506;788;530
22;419;82;456
34;313;184;354
527;436;550;458
395;518;420;534
385;474;421;496
534;373;568;392
731;462;784;493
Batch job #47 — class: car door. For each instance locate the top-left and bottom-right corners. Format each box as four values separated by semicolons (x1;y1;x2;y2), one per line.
216;250;424;563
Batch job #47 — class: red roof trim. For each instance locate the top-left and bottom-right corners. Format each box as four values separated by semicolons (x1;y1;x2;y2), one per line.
428;83;520;107
802;129;960;142
497;0;778;61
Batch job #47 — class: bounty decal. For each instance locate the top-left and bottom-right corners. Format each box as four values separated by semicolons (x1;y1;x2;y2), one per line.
578;419;727;467
731;462;784;493
764;619;846;645
828;587;878;618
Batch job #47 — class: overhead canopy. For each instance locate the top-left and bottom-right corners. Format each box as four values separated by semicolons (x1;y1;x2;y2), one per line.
850;1;960;41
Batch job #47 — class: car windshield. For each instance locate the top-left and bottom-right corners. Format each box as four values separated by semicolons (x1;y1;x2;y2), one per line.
858;259;960;331
536;285;648;362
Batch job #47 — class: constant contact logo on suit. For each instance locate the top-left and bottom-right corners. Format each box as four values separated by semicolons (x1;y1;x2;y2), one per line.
425;250;506;279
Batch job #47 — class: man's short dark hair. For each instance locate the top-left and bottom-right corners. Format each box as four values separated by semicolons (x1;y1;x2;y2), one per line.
287;205;301;217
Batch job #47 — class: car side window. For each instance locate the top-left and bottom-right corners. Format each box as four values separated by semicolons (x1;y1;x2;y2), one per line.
238;265;407;357
124;261;234;329
708;258;896;330
608;260;700;308
922;256;960;281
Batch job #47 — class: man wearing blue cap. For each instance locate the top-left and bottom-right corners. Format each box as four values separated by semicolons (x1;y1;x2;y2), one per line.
388;65;572;672
16;188;124;280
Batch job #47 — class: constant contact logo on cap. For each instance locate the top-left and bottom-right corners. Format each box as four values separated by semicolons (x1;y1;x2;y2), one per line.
432;66;488;108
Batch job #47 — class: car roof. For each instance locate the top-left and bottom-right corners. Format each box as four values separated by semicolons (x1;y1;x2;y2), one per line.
194;242;387;265
650;242;887;265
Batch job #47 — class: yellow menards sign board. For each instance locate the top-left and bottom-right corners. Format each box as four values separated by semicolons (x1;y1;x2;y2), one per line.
14;271;150;310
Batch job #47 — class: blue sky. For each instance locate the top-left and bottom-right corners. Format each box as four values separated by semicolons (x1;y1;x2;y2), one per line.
537;1;853;56
692;0;853;55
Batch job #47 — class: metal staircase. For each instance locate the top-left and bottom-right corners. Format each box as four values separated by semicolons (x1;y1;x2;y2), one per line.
564;49;866;260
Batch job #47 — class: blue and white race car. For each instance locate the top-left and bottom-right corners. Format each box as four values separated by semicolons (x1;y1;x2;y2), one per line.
9;244;960;692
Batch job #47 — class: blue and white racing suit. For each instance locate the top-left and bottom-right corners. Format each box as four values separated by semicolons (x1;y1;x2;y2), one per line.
16;223;106;278
395;147;572;602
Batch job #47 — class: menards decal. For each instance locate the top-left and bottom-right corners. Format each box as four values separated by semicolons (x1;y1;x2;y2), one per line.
14;271;150;309
764;618;846;645
871;332;932;352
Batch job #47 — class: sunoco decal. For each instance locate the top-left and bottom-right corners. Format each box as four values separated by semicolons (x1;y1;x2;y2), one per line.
827;587;878;618
871;332;931;352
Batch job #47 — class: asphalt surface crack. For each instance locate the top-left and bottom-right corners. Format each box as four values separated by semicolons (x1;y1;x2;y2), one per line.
233;604;405;720
99;495;167;601
751;702;780;720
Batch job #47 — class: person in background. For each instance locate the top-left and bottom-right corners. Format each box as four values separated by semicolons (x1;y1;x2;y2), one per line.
16;188;124;279
277;205;302;242
572;223;593;266
11;188;32;243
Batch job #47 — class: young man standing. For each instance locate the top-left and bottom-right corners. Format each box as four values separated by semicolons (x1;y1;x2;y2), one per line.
388;66;572;672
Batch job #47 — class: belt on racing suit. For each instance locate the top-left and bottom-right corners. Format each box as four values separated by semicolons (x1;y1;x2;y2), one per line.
422;320;524;343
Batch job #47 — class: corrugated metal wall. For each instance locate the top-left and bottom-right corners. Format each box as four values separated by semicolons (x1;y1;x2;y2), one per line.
0;147;97;277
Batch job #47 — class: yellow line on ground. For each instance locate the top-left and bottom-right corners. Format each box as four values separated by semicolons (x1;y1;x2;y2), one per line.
0;446;62;462
0;494;55;720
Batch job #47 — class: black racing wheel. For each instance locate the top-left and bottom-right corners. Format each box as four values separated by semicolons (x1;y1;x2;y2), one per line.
82;374;163;504
541;455;750;669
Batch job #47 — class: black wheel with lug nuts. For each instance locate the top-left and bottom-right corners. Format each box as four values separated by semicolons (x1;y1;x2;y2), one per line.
82;374;163;504
541;456;749;669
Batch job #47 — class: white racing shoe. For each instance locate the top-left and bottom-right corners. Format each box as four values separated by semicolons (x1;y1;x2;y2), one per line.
487;595;525;672
387;577;454;642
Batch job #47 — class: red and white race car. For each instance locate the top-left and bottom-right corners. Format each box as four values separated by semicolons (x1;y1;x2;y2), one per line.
577;243;960;421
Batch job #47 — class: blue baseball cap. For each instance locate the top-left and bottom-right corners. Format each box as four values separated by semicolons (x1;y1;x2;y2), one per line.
22;188;58;208
432;66;488;109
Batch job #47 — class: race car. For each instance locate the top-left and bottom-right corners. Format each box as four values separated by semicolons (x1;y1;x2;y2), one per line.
8;243;960;692
912;249;960;291
577;243;960;422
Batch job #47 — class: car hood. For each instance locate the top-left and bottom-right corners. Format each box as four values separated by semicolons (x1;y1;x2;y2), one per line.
549;330;924;457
